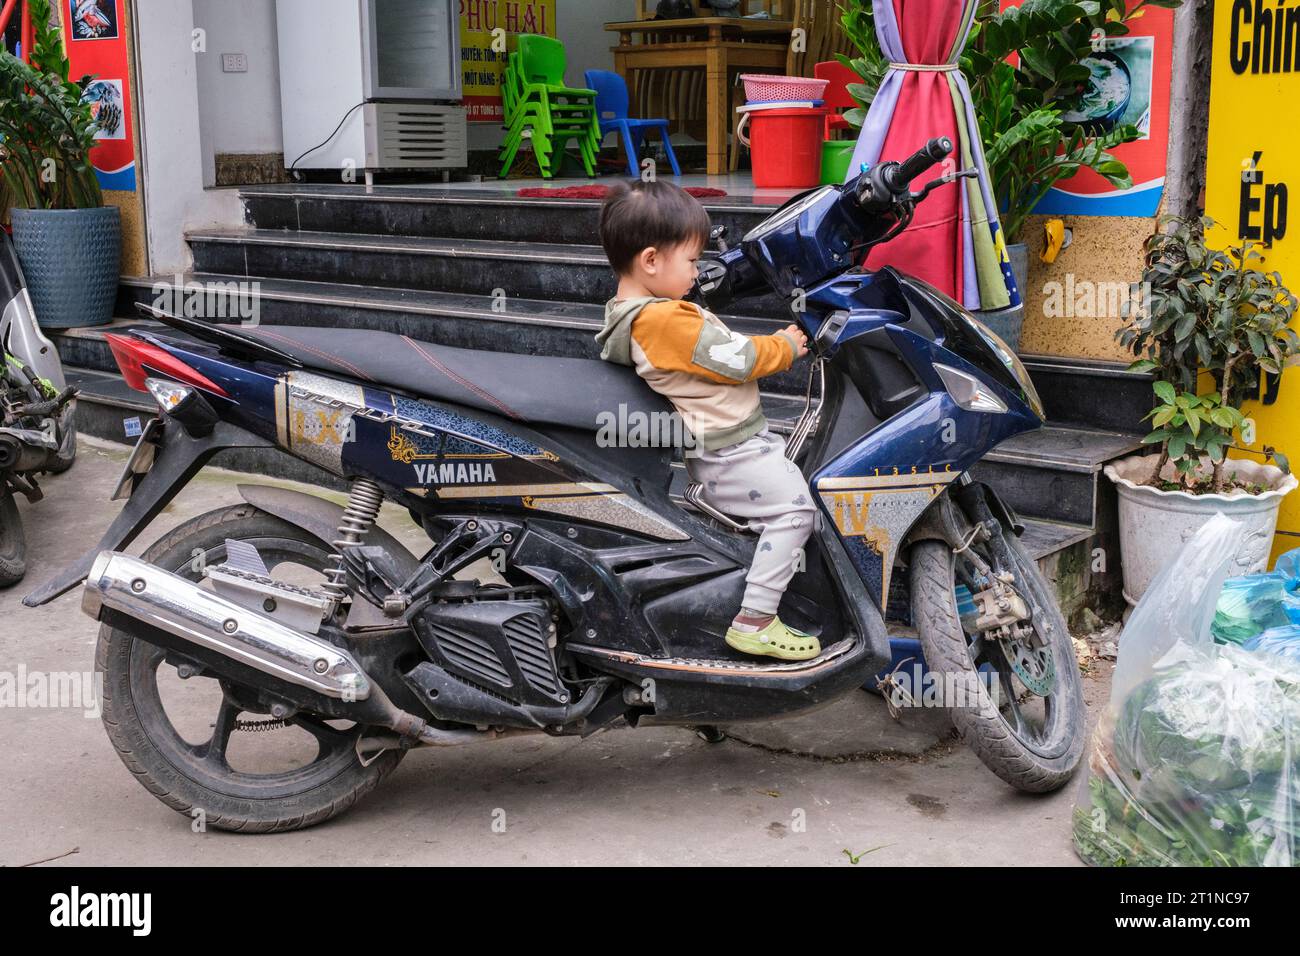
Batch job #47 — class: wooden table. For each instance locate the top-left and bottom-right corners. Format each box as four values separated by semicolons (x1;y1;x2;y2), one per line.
606;17;794;175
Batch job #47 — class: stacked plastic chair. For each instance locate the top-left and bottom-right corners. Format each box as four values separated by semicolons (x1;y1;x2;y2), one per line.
498;35;600;179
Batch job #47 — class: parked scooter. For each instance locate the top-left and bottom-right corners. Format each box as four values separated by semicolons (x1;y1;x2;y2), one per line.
0;231;77;586
26;138;1086;831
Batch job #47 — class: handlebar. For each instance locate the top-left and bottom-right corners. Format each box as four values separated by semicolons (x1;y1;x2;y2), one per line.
880;137;954;195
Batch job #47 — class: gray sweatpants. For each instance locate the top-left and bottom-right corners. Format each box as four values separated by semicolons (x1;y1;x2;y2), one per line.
685;427;818;615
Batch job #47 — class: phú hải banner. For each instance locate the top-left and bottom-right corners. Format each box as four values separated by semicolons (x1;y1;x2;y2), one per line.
460;0;556;124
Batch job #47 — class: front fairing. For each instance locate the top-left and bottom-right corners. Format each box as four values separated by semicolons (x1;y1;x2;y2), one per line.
893;274;1035;406
738;184;899;299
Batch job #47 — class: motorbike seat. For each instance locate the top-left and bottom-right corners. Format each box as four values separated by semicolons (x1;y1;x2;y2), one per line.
234;325;675;433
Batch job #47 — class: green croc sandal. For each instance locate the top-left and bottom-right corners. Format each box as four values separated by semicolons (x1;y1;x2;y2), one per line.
725;616;821;662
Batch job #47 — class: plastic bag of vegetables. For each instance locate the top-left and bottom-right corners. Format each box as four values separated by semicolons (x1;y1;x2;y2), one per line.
1073;514;1300;866
1244;626;1300;665
1211;547;1300;644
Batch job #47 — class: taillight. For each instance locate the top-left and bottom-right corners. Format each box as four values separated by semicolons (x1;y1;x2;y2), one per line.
104;334;228;397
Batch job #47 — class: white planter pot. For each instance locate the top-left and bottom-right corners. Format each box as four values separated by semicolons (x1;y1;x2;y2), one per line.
1104;453;1298;608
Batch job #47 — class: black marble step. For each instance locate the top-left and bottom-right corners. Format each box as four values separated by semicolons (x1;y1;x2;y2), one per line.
241;183;777;246
1020;354;1154;435
62;318;1138;526
66;361;1092;570
970;424;1142;526
188;228;791;319
115;274;808;391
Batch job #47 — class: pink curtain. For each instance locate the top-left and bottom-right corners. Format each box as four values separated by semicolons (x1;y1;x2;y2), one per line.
849;0;1016;312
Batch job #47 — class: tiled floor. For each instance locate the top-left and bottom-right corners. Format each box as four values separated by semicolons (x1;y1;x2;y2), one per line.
244;172;804;208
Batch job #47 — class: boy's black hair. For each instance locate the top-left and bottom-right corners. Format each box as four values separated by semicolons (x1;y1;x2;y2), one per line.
598;179;712;276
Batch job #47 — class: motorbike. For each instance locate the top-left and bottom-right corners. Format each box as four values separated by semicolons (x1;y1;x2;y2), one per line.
0;230;77;587
25;137;1085;831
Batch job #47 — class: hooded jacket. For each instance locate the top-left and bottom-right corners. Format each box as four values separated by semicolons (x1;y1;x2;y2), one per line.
596;296;799;450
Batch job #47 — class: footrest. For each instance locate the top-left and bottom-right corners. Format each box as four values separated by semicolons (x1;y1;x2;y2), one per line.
682;481;752;533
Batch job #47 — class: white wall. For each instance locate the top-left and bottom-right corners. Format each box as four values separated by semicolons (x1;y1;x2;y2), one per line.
192;0;284;162
133;0;243;275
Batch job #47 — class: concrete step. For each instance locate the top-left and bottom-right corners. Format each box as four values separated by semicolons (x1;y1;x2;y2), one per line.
63;319;1135;527
240;183;777;246
970;424;1142;526
1020;354;1154;435
187;228;791;319
66;356;1100;592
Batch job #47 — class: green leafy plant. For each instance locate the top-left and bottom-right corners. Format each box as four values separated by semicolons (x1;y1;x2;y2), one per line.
0;0;103;210
1123;216;1299;493
1139;384;1247;490
837;0;1182;243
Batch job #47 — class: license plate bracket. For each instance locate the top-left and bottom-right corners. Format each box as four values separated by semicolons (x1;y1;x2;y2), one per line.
111;416;165;501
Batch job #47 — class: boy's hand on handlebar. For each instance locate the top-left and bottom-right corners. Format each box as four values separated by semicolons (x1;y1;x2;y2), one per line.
782;324;810;359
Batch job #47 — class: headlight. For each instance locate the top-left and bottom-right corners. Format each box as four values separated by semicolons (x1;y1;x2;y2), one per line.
958;313;1046;420
934;363;1008;414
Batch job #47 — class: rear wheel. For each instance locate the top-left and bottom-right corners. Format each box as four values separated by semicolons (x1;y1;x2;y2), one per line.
0;490;26;587
910;527;1085;793
97;504;404;832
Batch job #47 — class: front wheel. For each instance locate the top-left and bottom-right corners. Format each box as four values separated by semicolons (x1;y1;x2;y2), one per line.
910;530;1086;793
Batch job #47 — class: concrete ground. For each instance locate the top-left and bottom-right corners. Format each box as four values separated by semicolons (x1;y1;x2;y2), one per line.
0;436;1114;866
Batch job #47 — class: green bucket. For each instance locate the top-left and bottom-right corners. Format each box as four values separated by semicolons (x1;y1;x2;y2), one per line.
820;140;855;185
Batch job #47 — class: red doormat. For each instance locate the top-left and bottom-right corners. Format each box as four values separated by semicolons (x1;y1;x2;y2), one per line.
516;185;727;199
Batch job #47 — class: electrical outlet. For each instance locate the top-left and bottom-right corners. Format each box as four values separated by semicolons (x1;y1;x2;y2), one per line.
221;53;248;73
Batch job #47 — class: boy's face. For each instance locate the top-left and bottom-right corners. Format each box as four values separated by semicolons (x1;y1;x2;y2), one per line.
632;239;704;301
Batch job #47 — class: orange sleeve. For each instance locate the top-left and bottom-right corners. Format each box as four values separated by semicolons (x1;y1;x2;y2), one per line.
750;331;799;379
631;301;796;384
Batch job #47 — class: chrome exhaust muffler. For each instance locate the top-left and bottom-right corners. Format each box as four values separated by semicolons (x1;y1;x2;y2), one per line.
82;550;370;700
80;551;540;750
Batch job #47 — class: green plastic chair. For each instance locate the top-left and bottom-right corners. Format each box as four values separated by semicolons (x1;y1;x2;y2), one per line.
498;38;599;179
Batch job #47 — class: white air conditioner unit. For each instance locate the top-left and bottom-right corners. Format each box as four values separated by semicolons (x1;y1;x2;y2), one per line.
277;0;466;174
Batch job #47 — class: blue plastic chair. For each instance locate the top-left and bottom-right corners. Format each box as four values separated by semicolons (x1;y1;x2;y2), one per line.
585;70;681;178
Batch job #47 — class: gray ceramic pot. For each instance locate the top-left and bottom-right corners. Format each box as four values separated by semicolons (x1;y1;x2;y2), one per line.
10;205;121;329
976;241;1029;353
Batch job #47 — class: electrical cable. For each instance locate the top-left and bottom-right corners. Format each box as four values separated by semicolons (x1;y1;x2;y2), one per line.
288;101;365;171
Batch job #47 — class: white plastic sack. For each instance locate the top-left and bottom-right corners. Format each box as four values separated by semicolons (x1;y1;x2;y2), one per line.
1073;514;1300;866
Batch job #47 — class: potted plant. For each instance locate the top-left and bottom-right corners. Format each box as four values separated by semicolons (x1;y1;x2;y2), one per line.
1108;215;1300;606
0;0;118;329
838;0;1177;350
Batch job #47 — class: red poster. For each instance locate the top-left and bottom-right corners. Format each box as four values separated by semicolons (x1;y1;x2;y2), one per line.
997;1;1174;217
63;0;135;191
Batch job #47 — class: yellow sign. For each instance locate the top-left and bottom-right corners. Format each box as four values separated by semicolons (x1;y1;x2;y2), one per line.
460;0;557;123
1206;0;1300;560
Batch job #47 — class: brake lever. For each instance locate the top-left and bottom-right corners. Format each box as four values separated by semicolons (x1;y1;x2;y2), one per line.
910;168;980;205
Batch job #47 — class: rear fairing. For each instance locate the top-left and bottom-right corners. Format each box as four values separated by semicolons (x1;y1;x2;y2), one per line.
152;334;691;544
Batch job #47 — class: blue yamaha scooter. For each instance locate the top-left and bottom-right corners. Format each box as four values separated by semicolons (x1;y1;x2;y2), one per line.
26;138;1085;831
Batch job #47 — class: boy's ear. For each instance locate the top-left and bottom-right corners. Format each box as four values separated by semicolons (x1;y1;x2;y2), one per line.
637;246;658;276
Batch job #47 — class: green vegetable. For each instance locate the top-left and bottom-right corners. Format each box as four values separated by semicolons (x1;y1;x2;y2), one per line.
1075;645;1300;867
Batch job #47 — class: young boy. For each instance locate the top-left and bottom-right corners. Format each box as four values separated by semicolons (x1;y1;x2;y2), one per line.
595;180;820;662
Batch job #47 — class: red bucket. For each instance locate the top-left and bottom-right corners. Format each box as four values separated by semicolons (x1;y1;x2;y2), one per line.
736;107;831;189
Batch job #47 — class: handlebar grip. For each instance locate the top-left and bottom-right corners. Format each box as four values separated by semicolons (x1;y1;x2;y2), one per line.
882;137;954;194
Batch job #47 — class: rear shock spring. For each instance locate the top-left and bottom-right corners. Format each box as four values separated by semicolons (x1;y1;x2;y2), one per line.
322;477;385;600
